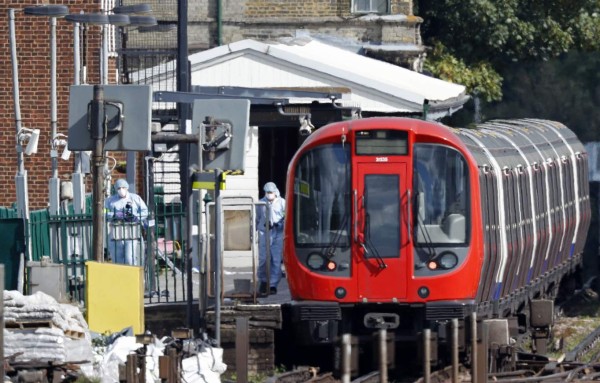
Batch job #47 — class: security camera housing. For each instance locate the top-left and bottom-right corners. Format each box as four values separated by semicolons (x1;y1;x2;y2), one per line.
299;125;312;136
61;147;71;161
24;129;40;155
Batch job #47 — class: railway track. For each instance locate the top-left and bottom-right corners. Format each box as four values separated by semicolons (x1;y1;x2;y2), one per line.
268;369;379;383
268;322;600;383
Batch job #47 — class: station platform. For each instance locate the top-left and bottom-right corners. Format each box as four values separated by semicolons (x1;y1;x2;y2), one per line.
222;266;291;306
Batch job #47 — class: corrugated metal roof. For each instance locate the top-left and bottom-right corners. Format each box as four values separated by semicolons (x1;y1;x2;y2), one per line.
186;37;468;117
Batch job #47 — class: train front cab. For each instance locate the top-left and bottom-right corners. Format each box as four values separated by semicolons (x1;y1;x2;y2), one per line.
280;118;483;373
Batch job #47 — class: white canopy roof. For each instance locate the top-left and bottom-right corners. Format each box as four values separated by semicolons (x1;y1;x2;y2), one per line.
140;37;469;118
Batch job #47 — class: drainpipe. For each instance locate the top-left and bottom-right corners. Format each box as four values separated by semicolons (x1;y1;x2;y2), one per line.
217;0;222;46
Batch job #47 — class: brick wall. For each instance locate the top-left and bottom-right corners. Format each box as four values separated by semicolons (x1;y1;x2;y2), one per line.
0;1;104;210
1;0;419;210
126;0;420;63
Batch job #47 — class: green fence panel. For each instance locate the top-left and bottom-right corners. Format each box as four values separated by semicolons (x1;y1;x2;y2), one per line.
29;210;51;261
0;207;17;219
0;218;25;290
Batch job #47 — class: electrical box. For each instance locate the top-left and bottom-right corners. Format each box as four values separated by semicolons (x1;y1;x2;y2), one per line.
27;259;67;303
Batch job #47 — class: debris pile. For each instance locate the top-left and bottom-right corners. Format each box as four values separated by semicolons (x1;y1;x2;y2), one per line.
4;290;93;364
2;290;227;382
88;333;227;383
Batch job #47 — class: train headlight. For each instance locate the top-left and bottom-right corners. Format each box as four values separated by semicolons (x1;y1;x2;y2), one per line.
306;252;325;270
418;286;430;298
326;260;337;271
438;251;459;270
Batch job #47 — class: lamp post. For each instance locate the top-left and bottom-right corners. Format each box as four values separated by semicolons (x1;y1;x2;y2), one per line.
8;8;28;220
21;5;69;265
9;5;68;267
8;5;68;219
9;5;68;220
72;19;86;215
23;5;70;217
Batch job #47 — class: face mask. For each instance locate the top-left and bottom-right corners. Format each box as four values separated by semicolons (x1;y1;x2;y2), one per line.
266;193;275;201
117;188;127;198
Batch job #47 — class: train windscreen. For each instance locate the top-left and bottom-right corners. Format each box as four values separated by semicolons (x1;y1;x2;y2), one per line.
414;144;470;245
293;144;351;247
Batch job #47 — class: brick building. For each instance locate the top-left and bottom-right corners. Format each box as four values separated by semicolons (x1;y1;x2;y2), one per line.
1;0;422;210
122;0;423;77
0;0;104;211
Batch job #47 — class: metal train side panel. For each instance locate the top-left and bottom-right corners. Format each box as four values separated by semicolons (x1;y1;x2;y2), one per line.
456;119;589;308
457;133;492;303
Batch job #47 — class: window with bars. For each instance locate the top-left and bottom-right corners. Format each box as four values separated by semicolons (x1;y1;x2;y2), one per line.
352;0;389;13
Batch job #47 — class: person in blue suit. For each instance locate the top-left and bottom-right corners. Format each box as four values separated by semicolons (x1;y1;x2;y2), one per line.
256;182;286;296
105;179;148;265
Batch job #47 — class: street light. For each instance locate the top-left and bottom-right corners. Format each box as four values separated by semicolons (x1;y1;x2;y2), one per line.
8;5;67;220
65;5;155;84
9;5;67;267
23;4;70;216
66;13;110;216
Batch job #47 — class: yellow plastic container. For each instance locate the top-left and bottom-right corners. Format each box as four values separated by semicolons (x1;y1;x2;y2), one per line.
85;261;144;334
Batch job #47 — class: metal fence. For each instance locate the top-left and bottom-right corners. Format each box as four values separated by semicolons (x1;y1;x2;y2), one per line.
0;196;188;306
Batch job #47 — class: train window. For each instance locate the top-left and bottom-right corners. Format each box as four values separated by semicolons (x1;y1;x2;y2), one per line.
413;144;469;245
293;144;351;247
355;130;408;155
364;174;400;258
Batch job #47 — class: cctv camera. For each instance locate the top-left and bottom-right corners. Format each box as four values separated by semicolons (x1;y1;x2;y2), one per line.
61;146;71;161
24;129;40;155
298;118;314;137
299;125;312;136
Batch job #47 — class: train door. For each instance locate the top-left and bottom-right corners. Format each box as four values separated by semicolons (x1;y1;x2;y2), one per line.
355;162;409;300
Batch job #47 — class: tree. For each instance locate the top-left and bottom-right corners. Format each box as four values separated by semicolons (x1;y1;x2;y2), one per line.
416;0;600;101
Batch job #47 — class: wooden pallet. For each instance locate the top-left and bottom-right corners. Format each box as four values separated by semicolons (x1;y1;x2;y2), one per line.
5;320;53;330
64;329;85;339
5;321;85;339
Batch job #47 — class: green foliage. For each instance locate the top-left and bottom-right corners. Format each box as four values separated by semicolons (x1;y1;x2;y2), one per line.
73;377;101;383
424;43;503;102
224;365;288;383
415;0;600;102
482;51;600;142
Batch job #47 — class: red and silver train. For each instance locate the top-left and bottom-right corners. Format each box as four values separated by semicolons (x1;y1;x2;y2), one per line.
280;117;590;373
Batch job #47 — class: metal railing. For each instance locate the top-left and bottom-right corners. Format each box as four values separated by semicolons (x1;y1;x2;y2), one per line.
0;198;188;306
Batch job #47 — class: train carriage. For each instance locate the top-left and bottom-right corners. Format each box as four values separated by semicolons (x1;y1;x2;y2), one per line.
280;117;590;374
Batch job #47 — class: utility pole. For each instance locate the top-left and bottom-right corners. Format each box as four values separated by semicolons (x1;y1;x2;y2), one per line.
91;85;106;262
177;0;195;330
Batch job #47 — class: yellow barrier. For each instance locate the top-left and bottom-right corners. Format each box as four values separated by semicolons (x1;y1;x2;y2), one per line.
85;261;144;334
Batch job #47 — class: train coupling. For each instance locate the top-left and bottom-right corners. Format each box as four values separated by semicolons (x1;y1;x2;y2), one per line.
364;313;400;329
